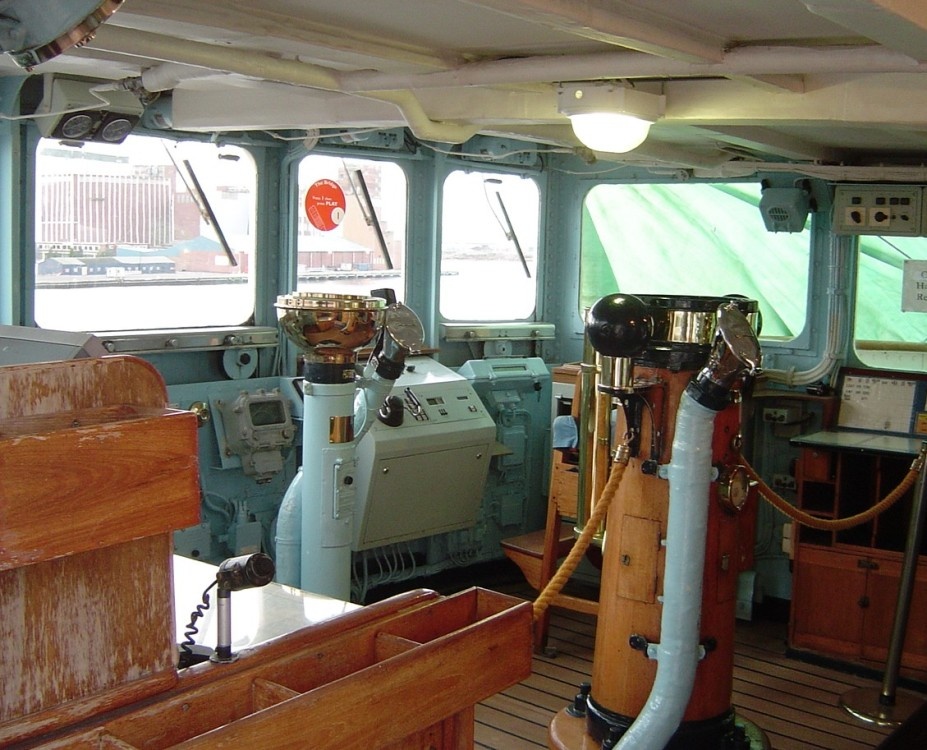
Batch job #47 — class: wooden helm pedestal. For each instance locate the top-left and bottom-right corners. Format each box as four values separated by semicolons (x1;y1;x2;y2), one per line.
551;294;767;750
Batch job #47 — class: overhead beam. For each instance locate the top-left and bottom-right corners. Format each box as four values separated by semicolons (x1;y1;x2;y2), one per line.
804;0;927;61
727;74;806;93
460;0;724;63
665;74;927;127
117;0;460;71
694;125;837;162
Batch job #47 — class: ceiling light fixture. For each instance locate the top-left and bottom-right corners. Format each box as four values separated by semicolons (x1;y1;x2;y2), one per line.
558;82;665;154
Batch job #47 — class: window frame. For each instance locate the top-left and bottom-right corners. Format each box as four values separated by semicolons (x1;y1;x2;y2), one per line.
438;166;541;323
293;152;410;302
31;132;259;335
852;234;927;371
578;180;814;343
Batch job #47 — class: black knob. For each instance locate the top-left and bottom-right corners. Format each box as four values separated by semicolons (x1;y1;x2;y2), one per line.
585;294;652;358
371;287;397;305
377;394;405;427
640;459;658;475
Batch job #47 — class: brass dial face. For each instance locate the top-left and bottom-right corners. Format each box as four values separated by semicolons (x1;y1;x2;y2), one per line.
718;464;750;512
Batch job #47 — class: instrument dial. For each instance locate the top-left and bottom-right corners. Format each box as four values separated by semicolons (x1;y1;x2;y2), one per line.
718;464;751;512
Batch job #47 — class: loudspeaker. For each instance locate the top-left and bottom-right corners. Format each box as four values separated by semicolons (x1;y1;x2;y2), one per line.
759;186;811;233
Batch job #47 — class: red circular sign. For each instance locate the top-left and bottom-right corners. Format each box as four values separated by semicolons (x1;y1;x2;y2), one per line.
304;179;346;231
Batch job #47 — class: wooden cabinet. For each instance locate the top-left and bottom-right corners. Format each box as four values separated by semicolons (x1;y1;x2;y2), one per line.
789;443;927;678
0;356;201;746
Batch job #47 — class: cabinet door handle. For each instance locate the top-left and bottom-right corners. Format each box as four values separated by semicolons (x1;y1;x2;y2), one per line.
858;596;871;608
857;559;879;570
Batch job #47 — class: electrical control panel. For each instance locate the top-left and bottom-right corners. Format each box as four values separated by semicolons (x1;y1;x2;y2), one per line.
832;185;922;236
351;357;497;551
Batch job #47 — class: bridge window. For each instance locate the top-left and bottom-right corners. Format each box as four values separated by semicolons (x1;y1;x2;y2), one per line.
580;182;811;340
440;170;539;321
854;236;927;370
34;135;256;331
296;155;407;300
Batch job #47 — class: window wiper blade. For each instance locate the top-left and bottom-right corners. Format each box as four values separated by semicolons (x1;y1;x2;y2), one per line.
182;159;238;268
161;143;238;268
348;167;393;270
484;179;530;278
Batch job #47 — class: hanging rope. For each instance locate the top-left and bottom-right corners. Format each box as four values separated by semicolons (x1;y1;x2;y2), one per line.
739;445;926;532
532;444;629;622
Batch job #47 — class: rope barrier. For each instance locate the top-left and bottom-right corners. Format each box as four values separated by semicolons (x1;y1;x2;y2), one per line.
740;445;926;532
530;442;925;622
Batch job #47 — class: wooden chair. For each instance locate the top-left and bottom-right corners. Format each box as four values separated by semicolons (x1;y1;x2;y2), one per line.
502;371;600;653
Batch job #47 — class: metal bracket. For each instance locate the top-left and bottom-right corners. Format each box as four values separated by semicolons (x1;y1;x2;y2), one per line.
656;463;719;481
628;633;714;661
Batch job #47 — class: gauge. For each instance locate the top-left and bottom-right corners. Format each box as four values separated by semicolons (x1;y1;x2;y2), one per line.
60;114;95;139
249;398;287;427
220;390;295;453
99;116;134;143
717;464;751;513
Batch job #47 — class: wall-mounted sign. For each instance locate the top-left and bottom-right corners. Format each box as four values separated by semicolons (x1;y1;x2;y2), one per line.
901;259;927;312
304;179;346;231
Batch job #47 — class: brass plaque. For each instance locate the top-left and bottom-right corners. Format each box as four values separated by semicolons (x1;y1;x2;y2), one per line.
329;415;354;443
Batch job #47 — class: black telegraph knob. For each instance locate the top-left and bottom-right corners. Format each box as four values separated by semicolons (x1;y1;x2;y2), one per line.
377;394;405;427
585;294;652;358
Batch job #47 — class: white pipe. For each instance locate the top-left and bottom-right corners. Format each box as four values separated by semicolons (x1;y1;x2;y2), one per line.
361;90;478;142
273;469;302;587
139;62;216;93
337;45;925;93
93;25;340;89
91;25;477;143
617;392;717;750
762;237;848;387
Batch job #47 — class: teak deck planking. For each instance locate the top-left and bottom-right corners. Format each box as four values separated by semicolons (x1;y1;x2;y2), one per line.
475;599;911;750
